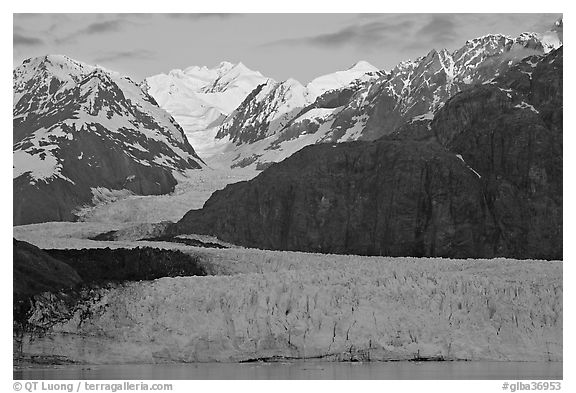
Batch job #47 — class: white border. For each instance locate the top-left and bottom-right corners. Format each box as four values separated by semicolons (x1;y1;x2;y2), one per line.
3;2;572;392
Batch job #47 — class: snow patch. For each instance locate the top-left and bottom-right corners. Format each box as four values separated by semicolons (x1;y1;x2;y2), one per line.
410;112;434;123
515;102;539;114
456;154;482;178
339;114;368;142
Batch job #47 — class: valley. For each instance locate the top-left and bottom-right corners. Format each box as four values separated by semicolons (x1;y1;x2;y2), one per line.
74;165;258;224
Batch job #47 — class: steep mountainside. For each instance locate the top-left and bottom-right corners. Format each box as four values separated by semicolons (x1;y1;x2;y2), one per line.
306;60;380;101
172;47;562;260
13;55;204;225
143;62;270;155
216;78;310;145
210;27;561;170
211;62;382;169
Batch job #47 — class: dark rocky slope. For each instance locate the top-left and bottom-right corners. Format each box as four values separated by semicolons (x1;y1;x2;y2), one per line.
13;240;208;364
13;239;207;330
13;239;82;298
45;247;206;283
172;48;562;260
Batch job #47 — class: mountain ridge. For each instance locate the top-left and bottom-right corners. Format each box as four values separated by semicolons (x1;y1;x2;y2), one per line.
205;27;561;170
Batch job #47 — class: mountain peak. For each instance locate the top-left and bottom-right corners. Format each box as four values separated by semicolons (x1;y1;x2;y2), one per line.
347;60;378;72
283;77;303;87
553;18;563;31
225;61;262;77
17;54;94;75
39;54;84;66
78;68;115;90
540;18;563;52
464;34;510;47
217;61;235;70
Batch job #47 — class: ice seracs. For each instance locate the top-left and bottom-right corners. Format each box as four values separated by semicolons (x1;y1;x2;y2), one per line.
18;250;562;363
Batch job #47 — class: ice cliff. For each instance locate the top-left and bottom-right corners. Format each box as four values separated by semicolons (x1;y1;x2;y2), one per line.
17;255;562;363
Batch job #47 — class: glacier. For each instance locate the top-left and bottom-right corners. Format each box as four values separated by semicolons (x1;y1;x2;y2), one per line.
16;247;562;364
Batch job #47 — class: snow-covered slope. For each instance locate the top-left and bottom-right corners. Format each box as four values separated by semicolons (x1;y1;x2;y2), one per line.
13;55;204;225
215;78;310;145
306;60;379;101
208;62;381;169
143;62;270;154
541;18;563;52
209;27;562;170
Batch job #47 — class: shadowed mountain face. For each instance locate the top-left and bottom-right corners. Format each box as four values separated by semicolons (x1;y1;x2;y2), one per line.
172;48;562;260
13;239;82;299
13;55;204;226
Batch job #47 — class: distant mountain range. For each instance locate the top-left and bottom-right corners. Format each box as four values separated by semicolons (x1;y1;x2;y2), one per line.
142;59;382;159
139;22;562;171
199;28;562;170
142;61;271;156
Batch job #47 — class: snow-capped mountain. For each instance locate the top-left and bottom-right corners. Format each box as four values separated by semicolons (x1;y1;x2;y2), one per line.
210;26;562;170
541;18;563;52
142;62;270;154
306;60;379;101
13;55;204;225
216;78;310;145
209;62;382;169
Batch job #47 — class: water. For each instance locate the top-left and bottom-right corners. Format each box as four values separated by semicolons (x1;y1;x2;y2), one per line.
14;361;562;380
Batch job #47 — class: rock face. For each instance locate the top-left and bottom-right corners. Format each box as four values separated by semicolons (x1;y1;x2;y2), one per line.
431;48;563;259
173;48;562;260
13;55;204;225
13;239;82;299
176;140;493;257
13;239;83;329
45;247;206;284
13;241;207;328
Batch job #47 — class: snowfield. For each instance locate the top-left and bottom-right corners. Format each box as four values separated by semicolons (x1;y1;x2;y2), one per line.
15;223;562;364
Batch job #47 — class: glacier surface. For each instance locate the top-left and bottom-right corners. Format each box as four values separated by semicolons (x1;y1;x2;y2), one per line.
17;247;562;364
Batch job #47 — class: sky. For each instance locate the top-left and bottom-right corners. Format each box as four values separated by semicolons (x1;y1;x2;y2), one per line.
13;13;562;83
